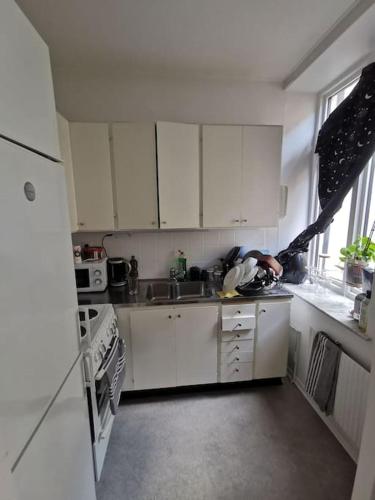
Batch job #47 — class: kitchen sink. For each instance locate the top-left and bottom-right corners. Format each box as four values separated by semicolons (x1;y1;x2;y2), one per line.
175;281;210;300
146;282;174;302
146;281;211;302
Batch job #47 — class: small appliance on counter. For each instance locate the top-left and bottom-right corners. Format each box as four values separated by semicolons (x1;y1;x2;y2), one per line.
75;258;108;293
107;257;131;287
82;244;106;260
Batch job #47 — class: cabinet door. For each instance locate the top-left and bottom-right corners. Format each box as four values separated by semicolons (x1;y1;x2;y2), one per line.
254;301;290;379
176;306;219;386
202;125;242;228
57;113;78;232
241;126;282;227
0;0;60;159
112;123;158;230
13;359;96;500
130;309;176;390
70;123;114;230
157;122;200;229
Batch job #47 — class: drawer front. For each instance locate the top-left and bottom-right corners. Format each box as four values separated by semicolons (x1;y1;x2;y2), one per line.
221;350;253;364
220;339;254;353
222;316;255;332
222;303;256;318
221;329;254;342
220;362;253;383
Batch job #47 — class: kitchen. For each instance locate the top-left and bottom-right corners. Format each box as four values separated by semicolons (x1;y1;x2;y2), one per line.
1;1;375;499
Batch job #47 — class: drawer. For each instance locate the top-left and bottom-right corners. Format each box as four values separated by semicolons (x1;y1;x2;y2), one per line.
221;329;254;342
220;362;253;383
222;303;255;318
220;339;254;353
221;350;253;364
222;315;255;332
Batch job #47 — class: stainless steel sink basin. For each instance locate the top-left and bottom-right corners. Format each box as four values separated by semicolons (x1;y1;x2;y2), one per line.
146;281;211;302
146;282;174;302
175;281;209;300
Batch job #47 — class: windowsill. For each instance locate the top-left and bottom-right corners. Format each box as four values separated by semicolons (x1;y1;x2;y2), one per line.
284;283;371;341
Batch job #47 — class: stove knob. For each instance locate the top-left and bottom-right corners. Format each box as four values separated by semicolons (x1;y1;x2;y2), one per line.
95;279;102;285
94;270;102;276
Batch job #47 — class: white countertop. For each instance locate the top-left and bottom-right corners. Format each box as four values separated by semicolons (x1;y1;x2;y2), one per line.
285;283;371;341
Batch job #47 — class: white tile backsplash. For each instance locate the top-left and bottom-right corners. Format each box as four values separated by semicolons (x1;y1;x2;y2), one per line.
72;228;279;279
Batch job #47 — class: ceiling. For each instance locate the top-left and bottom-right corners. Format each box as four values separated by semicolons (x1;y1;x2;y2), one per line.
16;0;358;82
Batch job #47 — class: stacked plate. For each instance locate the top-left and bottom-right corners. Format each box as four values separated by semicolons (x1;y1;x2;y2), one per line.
223;257;259;292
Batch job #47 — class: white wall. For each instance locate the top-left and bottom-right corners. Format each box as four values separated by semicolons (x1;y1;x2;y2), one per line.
72;228;278;279
54;71;286;125
279;92;317;251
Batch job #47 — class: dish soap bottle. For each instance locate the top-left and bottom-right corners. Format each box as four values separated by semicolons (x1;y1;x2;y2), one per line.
176;250;187;281
128;255;139;295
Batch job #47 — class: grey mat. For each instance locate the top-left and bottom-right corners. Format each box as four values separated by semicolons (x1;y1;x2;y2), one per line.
96;381;355;500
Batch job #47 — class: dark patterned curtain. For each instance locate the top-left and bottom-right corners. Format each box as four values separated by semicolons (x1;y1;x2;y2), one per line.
277;62;375;269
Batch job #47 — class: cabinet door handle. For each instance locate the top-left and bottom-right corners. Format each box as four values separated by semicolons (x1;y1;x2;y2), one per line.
151;221;157;225
237;310;241;314
259;309;266;314
236;334;241;338
168;315;172;319
235;357;240;361
162;221;167;225
177;314;181;318
235;368;239;373
78;222;85;227
241;219;248;223
233;219;240;223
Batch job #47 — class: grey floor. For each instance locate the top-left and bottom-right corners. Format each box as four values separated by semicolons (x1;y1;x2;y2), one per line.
97;381;356;500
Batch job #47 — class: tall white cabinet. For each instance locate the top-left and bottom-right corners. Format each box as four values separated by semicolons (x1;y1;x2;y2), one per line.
202;125;282;228
112;123;158;229
156;122;200;229
0;0;60;160
69;123;114;231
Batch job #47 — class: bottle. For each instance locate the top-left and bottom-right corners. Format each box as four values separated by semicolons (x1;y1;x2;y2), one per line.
176;250;187;281
128;255;139;295
359;291;371;333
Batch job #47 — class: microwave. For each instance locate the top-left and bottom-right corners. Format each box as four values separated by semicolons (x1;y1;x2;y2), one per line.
75;258;108;293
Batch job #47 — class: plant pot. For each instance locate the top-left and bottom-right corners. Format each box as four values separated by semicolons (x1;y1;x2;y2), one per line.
345;260;367;287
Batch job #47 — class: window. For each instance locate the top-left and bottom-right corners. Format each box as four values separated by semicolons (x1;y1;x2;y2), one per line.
311;77;375;283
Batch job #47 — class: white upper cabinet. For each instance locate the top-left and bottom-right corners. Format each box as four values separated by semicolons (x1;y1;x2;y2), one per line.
202;125;242;228
242;126;282;227
0;0;60;159
156;122;200;229
202;125;282;228
69;123;114;231
112;123;158;230
56;113;78;232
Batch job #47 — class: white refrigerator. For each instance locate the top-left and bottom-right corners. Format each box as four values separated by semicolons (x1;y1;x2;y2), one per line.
0;137;96;500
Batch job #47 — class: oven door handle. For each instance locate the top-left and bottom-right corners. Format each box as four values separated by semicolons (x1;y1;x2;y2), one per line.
95;336;119;382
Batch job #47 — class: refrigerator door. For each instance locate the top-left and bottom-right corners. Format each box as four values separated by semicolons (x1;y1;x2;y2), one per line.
0;139;79;467
12;358;96;500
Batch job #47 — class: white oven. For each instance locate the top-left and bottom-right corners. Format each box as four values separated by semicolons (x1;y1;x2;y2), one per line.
79;304;126;481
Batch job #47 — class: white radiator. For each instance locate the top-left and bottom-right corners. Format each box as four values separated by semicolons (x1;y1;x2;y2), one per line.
333;352;370;451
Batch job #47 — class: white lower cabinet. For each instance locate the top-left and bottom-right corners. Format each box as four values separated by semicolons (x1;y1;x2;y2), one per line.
254;301;291;379
176;306;218;386
130;305;219;390
130;308;176;390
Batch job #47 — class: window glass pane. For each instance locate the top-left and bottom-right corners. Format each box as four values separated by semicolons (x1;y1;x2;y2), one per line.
366;170;375;236
326;190;352;268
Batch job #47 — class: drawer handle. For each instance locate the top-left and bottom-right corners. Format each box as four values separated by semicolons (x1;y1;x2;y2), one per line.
235;357;239;361
235;368;239;372
177;314;181;318
168;315;172;319
236;334;241;338
231;345;240;352
259;309;266;314
232;323;242;331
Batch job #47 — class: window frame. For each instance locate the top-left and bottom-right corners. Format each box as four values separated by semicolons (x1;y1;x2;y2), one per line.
309;70;375;290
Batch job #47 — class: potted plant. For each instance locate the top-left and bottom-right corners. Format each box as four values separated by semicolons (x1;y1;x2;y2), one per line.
340;236;375;286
